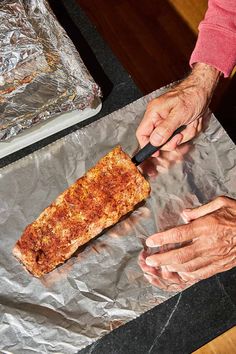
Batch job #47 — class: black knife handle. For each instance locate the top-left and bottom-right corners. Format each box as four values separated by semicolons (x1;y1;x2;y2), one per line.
132;125;187;166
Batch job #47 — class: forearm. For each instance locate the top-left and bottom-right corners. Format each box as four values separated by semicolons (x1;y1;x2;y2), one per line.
190;0;236;77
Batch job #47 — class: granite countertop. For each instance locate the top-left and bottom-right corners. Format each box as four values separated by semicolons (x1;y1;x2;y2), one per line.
1;0;235;353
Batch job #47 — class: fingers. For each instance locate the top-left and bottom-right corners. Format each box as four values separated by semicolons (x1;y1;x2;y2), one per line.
180;118;202;144
136;79;208;153
136;105;162;148
156;132;183;151
145;244;199;267
139;251;188;291
178;252;236;281
142;253;233;290
144;274;182;292
164;255;213;273
139;251;182;283
146;115;202;152
137;96;183;148
160;118;202;151
182;196;229;221
179;263;221;282
138;251;161;277
149;112;181;146
146;222;194;247
140;195;236;289
136;95;202;154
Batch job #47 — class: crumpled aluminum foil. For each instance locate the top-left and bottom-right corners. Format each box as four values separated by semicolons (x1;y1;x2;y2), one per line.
0;0;101;141
0;87;235;353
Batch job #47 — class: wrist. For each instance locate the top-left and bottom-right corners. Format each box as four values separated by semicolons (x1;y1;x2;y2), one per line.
189;62;221;95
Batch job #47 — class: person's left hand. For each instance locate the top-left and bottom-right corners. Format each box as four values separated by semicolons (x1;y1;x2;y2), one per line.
142;196;236;285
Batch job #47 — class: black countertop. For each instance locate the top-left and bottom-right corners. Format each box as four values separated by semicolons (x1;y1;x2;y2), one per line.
0;0;141;169
1;1;236;353
79;270;236;354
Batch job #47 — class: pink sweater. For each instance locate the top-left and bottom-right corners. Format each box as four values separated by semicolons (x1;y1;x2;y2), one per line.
190;0;236;77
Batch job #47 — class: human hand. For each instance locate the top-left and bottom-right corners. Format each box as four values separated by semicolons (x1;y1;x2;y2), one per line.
136;63;220;156
139;249;190;292
142;196;236;285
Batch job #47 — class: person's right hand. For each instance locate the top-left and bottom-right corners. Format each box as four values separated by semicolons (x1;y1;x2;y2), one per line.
136;63;221;155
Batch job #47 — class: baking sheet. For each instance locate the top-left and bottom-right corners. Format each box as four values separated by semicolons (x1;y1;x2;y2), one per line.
0;98;102;159
0;87;236;353
0;0;100;141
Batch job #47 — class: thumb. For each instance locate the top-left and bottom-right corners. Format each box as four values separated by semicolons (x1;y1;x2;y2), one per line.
149;115;180;146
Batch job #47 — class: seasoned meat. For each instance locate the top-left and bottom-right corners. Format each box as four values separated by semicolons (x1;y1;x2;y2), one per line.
13;146;150;277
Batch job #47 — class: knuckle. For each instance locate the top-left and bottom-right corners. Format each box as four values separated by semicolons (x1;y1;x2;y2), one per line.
217;244;229;256
216;247;224;256
163;125;174;136
162;143;174;152
216;205;236;223
216;196;227;208
184;264;195;272
147;99;159;110
203;235;215;248
146;102;153;111
204;213;218;227
175;250;185;264
174;227;183;242
136;128;141;138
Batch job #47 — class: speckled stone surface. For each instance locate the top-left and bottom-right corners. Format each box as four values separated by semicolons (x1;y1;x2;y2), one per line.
78;270;236;354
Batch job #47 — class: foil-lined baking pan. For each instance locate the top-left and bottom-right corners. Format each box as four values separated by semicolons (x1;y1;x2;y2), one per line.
0;87;235;353
0;0;101;141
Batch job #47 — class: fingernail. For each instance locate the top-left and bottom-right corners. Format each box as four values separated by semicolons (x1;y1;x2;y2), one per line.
147;171;156;177
176;137;183;145
181;211;190;223
151;132;164;145
146;238;161;247
165;265;174;272
184;208;192;213
152;151;160;157
146;239;154;247
144;274;153;282
146;257;155;266
181;214;189;223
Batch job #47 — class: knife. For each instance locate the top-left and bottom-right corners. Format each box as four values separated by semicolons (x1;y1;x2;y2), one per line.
132;125;187;166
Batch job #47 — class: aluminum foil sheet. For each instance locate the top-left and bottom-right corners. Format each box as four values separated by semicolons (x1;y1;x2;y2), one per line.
0;87;236;353
0;0;100;141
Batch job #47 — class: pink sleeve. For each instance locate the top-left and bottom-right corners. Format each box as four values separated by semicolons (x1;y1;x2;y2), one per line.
190;0;236;77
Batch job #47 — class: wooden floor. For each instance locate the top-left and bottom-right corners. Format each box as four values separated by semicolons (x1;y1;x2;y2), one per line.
78;0;236;140
169;0;208;34
79;0;197;94
193;326;236;354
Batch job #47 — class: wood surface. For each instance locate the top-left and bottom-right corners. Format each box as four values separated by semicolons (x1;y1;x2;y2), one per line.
168;0;208;34
78;0;236;139
78;0;197;93
193;326;236;354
